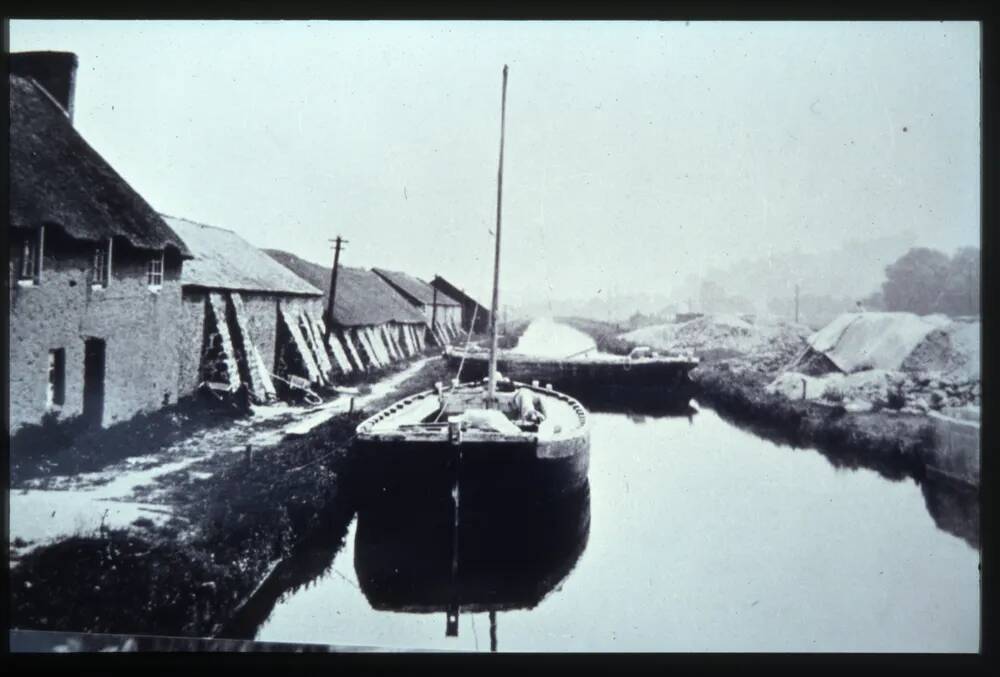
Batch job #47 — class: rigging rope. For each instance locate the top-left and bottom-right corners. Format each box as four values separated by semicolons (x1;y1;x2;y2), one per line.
433;303;481;423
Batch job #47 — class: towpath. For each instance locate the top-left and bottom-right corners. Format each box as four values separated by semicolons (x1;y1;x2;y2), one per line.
9;358;434;559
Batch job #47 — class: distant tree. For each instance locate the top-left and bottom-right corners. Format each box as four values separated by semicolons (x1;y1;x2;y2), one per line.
936;247;980;315
880;247;951;315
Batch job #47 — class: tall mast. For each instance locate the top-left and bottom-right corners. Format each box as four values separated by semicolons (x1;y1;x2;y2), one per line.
487;64;509;404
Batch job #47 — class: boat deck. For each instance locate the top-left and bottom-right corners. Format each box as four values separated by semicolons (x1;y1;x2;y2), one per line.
359;382;586;443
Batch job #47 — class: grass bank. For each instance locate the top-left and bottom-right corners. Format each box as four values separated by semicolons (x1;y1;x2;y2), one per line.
692;362;938;481
9;358;454;639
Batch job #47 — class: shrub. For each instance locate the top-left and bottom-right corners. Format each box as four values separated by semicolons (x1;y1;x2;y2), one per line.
887;387;906;410
822;385;845;403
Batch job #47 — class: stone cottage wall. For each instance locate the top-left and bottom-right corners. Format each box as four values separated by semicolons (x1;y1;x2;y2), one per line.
176;292;207;398
240;293;280;375
174;291;328;398
9;238;184;432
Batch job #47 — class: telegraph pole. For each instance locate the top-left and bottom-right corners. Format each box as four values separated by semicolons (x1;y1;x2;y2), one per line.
794;283;800;324
431;283;439;344
324;236;347;343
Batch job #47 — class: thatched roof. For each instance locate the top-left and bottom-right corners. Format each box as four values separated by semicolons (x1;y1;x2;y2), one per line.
9;74;190;257
431;275;490;311
164;217;321;296
264;250;426;326
373;268;461;307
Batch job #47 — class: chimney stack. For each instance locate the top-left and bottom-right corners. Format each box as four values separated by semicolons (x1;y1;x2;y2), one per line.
9;51;79;122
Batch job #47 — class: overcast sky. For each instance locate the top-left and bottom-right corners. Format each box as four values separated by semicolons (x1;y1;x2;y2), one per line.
9;20;981;306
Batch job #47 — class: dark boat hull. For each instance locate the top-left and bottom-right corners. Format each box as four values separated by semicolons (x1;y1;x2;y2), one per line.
354;483;591;613
354;434;589;509
447;352;697;390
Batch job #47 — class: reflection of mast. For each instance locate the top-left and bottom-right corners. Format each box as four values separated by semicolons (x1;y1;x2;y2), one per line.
489;611;497;652
447;445;462;637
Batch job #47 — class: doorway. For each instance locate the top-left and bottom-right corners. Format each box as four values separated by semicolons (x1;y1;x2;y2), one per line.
83;338;106;426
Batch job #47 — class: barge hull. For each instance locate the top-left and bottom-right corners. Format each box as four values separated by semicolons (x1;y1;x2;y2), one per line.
354;436;589;508
448;354;696;389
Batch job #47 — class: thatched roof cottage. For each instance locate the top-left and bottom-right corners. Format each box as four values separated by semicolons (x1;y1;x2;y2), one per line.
9;52;191;432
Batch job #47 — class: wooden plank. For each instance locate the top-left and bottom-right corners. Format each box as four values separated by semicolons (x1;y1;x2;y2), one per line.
300;309;333;383
355;327;382;368
341;329;366;371
229;292;276;402
367;326;391;365
382;324;404;361
207;292;241;391
279;304;322;383
326;328;353;374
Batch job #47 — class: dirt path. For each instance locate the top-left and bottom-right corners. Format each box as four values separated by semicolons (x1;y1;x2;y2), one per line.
9;358;434;558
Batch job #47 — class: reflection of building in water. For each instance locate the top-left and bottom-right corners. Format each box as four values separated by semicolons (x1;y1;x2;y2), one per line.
353;484;591;647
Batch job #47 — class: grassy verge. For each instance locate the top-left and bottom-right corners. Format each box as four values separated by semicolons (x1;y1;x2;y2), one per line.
693;362;937;481
9;410;363;637
9;358;454;639
9;396;250;487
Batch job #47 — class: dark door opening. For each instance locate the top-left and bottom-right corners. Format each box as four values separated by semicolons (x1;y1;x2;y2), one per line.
83;338;106;426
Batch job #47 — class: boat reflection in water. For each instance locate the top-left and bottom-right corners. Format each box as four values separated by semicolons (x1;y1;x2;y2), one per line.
353;478;591;648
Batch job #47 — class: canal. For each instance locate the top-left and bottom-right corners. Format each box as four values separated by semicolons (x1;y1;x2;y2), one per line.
239;320;980;652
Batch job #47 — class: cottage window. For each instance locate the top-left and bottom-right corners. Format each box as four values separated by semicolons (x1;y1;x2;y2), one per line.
92;238;112;288
47;348;66;409
18;227;43;284
147;252;164;288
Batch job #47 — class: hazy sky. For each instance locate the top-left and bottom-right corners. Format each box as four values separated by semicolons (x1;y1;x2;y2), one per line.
9;21;981;306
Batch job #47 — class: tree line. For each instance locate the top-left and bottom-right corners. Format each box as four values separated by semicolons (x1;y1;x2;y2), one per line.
862;246;980;316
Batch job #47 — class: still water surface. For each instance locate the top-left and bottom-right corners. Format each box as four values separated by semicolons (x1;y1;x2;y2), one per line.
250;322;979;652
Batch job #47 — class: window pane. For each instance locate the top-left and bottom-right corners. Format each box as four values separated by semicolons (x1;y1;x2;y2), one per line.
147;256;163;286
93;247;107;285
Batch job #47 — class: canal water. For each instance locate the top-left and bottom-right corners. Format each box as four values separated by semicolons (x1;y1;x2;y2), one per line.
246;321;980;652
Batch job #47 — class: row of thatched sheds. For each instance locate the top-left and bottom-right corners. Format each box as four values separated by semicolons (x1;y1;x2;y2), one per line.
8;51;474;434
263;250;436;376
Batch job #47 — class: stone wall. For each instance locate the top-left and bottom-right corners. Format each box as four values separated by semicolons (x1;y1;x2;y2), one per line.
176;292;207;397
9;237;184;432
174;290;326;398
240;293;280;374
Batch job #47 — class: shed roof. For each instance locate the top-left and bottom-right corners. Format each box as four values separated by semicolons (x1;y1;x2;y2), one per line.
806;312;951;373
9;74;190;257
164;217;321;296
373;268;461;307
431;275;490;311
264;250;427;326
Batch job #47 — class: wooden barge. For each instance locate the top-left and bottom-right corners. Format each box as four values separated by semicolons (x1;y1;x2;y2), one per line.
445;345;699;390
